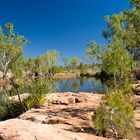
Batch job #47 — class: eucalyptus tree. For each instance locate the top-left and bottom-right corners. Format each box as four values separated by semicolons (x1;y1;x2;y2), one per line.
46;50;59;75
11;51;25;80
25;55;49;76
102;14;134;87
24;57;36;76
92;0;137;138
62;57;69;67
124;0;140;63
103;0;140;61
85;41;102;65
70;57;79;71
101;0;140;86
0;23;28;79
100;0;139;86
102;41;133;88
34;56;43;76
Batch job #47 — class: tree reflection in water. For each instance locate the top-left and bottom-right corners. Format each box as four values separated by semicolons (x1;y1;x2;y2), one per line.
57;77;108;93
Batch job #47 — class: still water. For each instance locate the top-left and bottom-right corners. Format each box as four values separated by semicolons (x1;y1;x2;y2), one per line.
0;77;108;100
57;77;108;93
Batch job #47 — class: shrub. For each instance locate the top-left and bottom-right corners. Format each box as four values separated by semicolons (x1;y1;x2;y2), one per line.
93;90;134;138
53;66;65;74
0;97;26;120
25;78;57;109
0;77;57;120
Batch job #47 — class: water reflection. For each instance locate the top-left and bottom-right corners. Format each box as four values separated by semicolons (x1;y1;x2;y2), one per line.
72;79;79;91
57;77;108;93
0;77;108;100
0;77;58;100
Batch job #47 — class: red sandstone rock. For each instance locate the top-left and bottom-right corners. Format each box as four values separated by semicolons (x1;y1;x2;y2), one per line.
0;119;110;140
1;92;140;139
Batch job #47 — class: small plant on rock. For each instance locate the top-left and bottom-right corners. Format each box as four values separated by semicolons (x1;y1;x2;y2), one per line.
25;77;57;109
93;90;134;138
0;97;26;120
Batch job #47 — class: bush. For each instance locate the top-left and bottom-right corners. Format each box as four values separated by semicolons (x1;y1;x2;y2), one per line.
0;97;26;120
25;78;57;109
53;66;65;74
0;77;57;120
25;92;46;109
93;90;134;138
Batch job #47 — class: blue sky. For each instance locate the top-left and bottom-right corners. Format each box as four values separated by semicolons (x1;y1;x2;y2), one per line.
0;0;129;64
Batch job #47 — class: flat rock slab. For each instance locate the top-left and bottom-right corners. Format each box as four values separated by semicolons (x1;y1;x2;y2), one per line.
48;92;102;105
20;93;102;128
1;92;140;139
0;119;110;140
0;93;109;140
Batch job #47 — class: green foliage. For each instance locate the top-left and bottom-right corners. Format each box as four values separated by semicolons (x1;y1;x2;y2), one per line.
46;50;59;75
103;14;126;43
93;90;134;138
24;50;59;76
79;64;101;76
130;0;140;9
53;66;65;74
89;2;138;87
25;93;46;109
62;57;69;67
71;57;79;66
25;78;57;109
0;97;26;120
0;23;28;79
24;57;35;74
11;51;25;79
79;63;85;74
0;77;58;120
103;2;140;61
125;2;140;61
62;57;69;71
93;107;106;136
85;0;139;85
85;41;102;65
102;42;133;88
24;55;49;76
70;57;79;71
34;55;48;75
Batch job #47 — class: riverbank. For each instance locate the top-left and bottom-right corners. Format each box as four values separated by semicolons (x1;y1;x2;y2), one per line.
52;73;80;79
0;92;140;140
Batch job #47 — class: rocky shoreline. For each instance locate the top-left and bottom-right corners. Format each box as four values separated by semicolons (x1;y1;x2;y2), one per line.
0;92;140;140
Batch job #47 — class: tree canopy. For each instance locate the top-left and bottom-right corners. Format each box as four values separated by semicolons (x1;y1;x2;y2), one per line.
0;23;28;79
